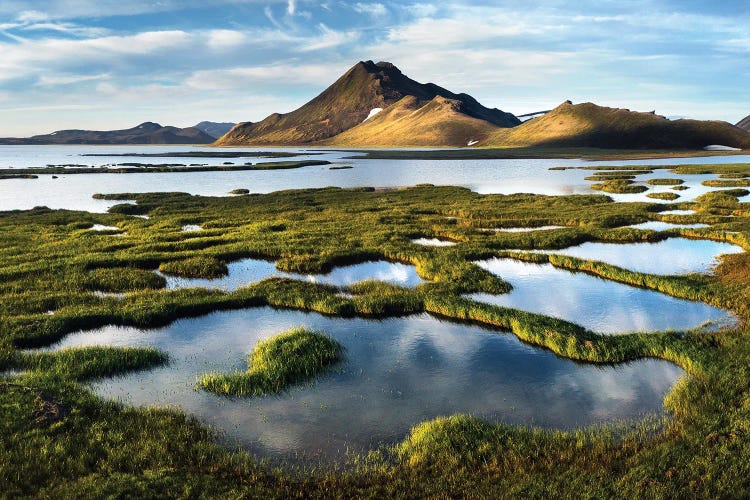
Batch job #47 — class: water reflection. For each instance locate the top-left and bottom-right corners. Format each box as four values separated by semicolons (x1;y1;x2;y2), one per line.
2;145;749;212
44;309;683;464
538;238;743;275
493;226;565;232
160;259;424;290
470;258;732;333
627;221;709;231
411;238;456;246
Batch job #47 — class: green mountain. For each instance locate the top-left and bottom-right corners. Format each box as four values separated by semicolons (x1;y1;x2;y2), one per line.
215;60;519;146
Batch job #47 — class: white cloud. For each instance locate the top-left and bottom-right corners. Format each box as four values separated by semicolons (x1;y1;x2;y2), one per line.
287;0;296;16
353;3;388;18
206;29;247;49
36;72;110;86
298;23;359;52
186;62;351;90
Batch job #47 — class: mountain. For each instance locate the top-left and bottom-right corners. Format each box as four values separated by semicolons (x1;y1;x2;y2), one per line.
193;121;236;139
321;95;499;147
737;115;750;132
481;101;750;149
0;122;215;145
215;60;519;146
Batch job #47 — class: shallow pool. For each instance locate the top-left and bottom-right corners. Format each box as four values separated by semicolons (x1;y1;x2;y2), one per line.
43;308;683;464
469;258;732;333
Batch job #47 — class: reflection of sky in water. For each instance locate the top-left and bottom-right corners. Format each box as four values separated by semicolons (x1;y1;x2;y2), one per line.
494;225;565;232
627;221;709;231
160;259;423;290
41;309;683;464
470;258;732;333
1;145;750;212
411;238;456;246
537;238;743;275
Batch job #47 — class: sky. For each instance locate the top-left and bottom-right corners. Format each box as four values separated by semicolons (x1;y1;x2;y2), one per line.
0;0;749;136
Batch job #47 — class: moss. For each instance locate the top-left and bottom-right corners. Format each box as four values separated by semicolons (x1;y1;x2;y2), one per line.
198;327;343;396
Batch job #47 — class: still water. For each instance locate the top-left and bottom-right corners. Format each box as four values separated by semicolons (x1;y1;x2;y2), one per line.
535;238;743;275
44;308;683;464
1;145;750;212
469;258;732;333
160;259;424;290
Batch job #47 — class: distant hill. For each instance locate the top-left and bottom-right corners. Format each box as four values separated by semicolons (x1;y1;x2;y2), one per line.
481;101;750;149
0;122;215;145
215;60;519;146
322;95;499;147
193;121;236;139
737;115;750;132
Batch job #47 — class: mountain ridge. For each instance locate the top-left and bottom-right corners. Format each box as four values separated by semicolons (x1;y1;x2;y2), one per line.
480;101;750;150
0;122;215;145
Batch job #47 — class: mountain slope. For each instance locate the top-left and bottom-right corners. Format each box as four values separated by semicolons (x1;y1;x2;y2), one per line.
322;95;499;147
215;60;519;146
194;121;236;139
737;115;750;132
482;101;750;149
0;122;215;145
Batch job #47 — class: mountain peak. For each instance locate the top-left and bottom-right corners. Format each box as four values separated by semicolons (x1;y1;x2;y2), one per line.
136;122;162;131
215;60;519;145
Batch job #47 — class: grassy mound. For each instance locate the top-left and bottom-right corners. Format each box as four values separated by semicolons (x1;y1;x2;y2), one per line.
647;178;684;185
646;192;680;200
198;327;343;396
158;256;228;279
590;179;649;193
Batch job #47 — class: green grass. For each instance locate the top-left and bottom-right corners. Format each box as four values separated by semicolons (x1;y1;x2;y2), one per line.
647;178;684;185
1;180;750;496
702;179;750;188
198;327;343;396
158;256;228;279
590;179;649;194
646;192;680;200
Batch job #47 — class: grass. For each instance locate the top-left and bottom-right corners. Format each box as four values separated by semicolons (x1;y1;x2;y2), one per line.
647;192;681;200
1;181;750;496
158;256;228;279
590;179;649;193
702;179;750;188
198;327;343;396
647;178;684;185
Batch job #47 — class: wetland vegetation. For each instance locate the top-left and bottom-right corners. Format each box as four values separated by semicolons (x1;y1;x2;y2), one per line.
2;178;750;497
198;326;343;396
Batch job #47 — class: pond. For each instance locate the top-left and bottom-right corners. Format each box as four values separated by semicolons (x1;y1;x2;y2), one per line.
42;308;683;464
469;258;732;333
534;238;743;275
159;259;424;290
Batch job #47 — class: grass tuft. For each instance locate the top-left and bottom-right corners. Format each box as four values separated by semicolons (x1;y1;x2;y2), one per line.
198;326;343;396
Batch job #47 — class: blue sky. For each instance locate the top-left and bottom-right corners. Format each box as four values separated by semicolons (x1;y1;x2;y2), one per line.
0;0;748;136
